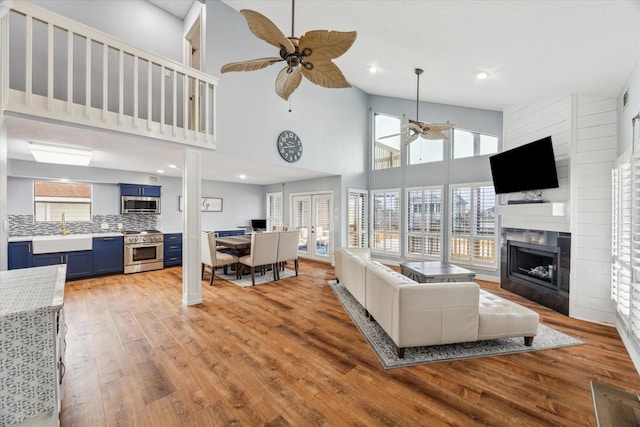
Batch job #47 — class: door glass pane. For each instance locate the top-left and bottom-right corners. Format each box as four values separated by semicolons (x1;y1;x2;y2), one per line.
293;197;310;253
315;197;331;258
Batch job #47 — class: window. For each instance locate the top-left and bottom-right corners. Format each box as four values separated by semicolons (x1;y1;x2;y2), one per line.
266;192;283;231
408;136;445;165
347;189;368;247
452;129;498;159
371;189;400;255
34;181;92;222
406;186;443;259
373;113;401;170
449;183;496;267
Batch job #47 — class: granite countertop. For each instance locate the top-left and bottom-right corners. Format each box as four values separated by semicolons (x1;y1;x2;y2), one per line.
0;265;67;315
8;232;124;242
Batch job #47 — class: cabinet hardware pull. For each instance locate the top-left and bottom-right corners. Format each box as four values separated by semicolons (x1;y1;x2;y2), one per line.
103;237;114;240
28;243;31;253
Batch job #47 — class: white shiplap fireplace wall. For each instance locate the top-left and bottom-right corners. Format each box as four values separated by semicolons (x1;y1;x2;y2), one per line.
502;95;617;325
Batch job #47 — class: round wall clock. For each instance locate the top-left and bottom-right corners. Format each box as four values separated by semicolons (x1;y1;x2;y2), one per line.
277;130;303;163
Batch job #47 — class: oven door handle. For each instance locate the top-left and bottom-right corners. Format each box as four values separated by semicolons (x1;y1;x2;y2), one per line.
125;242;163;249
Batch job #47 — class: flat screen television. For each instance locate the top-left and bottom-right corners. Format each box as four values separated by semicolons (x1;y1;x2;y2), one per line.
489;136;559;195
251;219;267;231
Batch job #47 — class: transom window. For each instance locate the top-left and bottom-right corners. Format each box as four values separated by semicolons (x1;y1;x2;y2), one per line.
408;136;445;165
373;113;401;170
34;181;92;222
452;129;498;159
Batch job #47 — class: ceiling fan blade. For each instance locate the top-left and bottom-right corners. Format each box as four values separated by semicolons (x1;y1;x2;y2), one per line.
221;57;283;73
377;132;406;140
301;61;350;88
275;66;302;100
240;9;295;54
403;123;422;131
402;133;420;146
425;123;456;133
299;30;357;61
423;131;450;140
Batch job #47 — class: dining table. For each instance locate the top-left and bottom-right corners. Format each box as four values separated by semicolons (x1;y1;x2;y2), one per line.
215;234;252;254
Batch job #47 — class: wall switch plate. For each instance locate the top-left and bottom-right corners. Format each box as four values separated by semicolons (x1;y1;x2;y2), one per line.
101;223;109;230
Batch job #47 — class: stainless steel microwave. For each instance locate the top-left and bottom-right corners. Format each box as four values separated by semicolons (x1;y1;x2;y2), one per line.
121;196;161;214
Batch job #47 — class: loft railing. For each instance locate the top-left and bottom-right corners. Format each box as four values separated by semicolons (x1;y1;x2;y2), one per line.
0;0;218;147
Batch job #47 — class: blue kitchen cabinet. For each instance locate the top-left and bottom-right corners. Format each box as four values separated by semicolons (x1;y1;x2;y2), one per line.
93;236;124;275
119;183;161;197
32;251;93;280
164;233;182;267
8;241;33;270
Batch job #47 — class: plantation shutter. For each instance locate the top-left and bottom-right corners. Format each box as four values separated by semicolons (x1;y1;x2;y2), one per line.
266;192;283;230
348;190;368;248
406;186;442;258
472;186;496;263
450;184;496;267
371;189;400;256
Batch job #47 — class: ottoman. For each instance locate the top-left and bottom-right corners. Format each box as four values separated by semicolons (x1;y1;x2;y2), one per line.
477;290;540;345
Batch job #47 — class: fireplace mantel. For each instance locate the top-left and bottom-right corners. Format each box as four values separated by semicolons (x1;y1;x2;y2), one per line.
497;202;569;232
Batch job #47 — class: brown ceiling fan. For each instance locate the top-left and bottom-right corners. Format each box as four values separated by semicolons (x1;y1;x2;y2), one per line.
378;68;455;146
220;0;357;100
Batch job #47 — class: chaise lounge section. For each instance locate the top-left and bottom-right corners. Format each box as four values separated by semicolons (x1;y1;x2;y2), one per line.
335;247;539;358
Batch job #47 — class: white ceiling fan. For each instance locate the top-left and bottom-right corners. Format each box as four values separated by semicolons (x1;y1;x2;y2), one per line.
378;68;455;146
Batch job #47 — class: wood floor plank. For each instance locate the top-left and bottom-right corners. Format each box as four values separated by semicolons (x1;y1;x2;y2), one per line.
59;260;640;426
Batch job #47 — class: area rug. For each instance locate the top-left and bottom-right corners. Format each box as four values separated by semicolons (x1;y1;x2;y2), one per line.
327;280;584;369
216;268;298;288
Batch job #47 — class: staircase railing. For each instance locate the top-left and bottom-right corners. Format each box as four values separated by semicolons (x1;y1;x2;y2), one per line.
0;0;218;147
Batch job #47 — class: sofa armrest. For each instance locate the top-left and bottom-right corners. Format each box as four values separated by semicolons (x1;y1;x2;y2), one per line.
392;282;480;348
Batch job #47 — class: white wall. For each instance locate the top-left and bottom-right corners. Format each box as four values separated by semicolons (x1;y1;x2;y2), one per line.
502;95;617;324
570;96;617;324
30;0;184;61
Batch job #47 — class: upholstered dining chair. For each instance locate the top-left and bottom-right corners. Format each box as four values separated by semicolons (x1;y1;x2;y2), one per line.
275;230;300;280
238;232;279;286
201;231;239;285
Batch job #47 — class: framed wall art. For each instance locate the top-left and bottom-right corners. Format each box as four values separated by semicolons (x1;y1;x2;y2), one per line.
179;196;223;212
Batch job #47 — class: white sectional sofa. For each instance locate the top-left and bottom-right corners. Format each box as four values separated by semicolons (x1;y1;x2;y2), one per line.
334;247;539;358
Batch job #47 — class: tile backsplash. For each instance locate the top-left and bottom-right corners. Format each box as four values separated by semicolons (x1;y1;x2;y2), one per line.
8;214;158;236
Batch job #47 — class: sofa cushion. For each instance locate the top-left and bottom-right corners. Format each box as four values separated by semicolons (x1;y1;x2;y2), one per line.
477;290;539;340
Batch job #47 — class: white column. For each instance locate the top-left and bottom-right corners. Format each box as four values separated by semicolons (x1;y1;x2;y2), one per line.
0;117;8;271
182;148;202;305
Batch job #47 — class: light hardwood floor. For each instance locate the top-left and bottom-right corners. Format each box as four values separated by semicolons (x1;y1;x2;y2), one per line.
60;259;639;426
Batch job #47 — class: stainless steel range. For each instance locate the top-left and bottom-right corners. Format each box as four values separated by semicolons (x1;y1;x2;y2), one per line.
123;230;164;274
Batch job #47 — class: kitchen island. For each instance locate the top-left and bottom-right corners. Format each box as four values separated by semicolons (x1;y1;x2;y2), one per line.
0;265;67;426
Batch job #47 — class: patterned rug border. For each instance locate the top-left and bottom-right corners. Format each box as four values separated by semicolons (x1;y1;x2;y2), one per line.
327;279;584;369
217;268;298;287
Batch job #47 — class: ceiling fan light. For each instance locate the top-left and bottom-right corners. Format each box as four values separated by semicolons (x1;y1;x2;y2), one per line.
28;142;92;166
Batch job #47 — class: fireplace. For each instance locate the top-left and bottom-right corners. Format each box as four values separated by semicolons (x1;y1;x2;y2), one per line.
501;229;570;315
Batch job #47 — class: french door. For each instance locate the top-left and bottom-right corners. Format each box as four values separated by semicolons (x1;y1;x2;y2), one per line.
291;193;332;261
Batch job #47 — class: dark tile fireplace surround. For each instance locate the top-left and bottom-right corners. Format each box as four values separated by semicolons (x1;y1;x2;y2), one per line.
501;228;571;315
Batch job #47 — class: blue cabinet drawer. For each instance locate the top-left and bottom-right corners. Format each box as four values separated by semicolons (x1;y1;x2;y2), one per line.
164;233;182;267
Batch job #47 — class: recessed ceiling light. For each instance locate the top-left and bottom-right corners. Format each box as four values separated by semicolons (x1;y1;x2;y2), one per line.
477;71;490;80
28;142;92;166
168;164;178;169
369;65;377;74
239;174;247;180
157;169;165;174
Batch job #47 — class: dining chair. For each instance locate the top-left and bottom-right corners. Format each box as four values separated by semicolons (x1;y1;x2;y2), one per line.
201;231;239;285
275;230;300;280
238;232;279;286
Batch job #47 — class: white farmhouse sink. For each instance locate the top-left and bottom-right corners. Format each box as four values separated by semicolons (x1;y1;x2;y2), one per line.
31;234;93;254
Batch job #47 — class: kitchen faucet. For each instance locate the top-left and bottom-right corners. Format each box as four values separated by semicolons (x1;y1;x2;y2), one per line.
61;212;68;235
